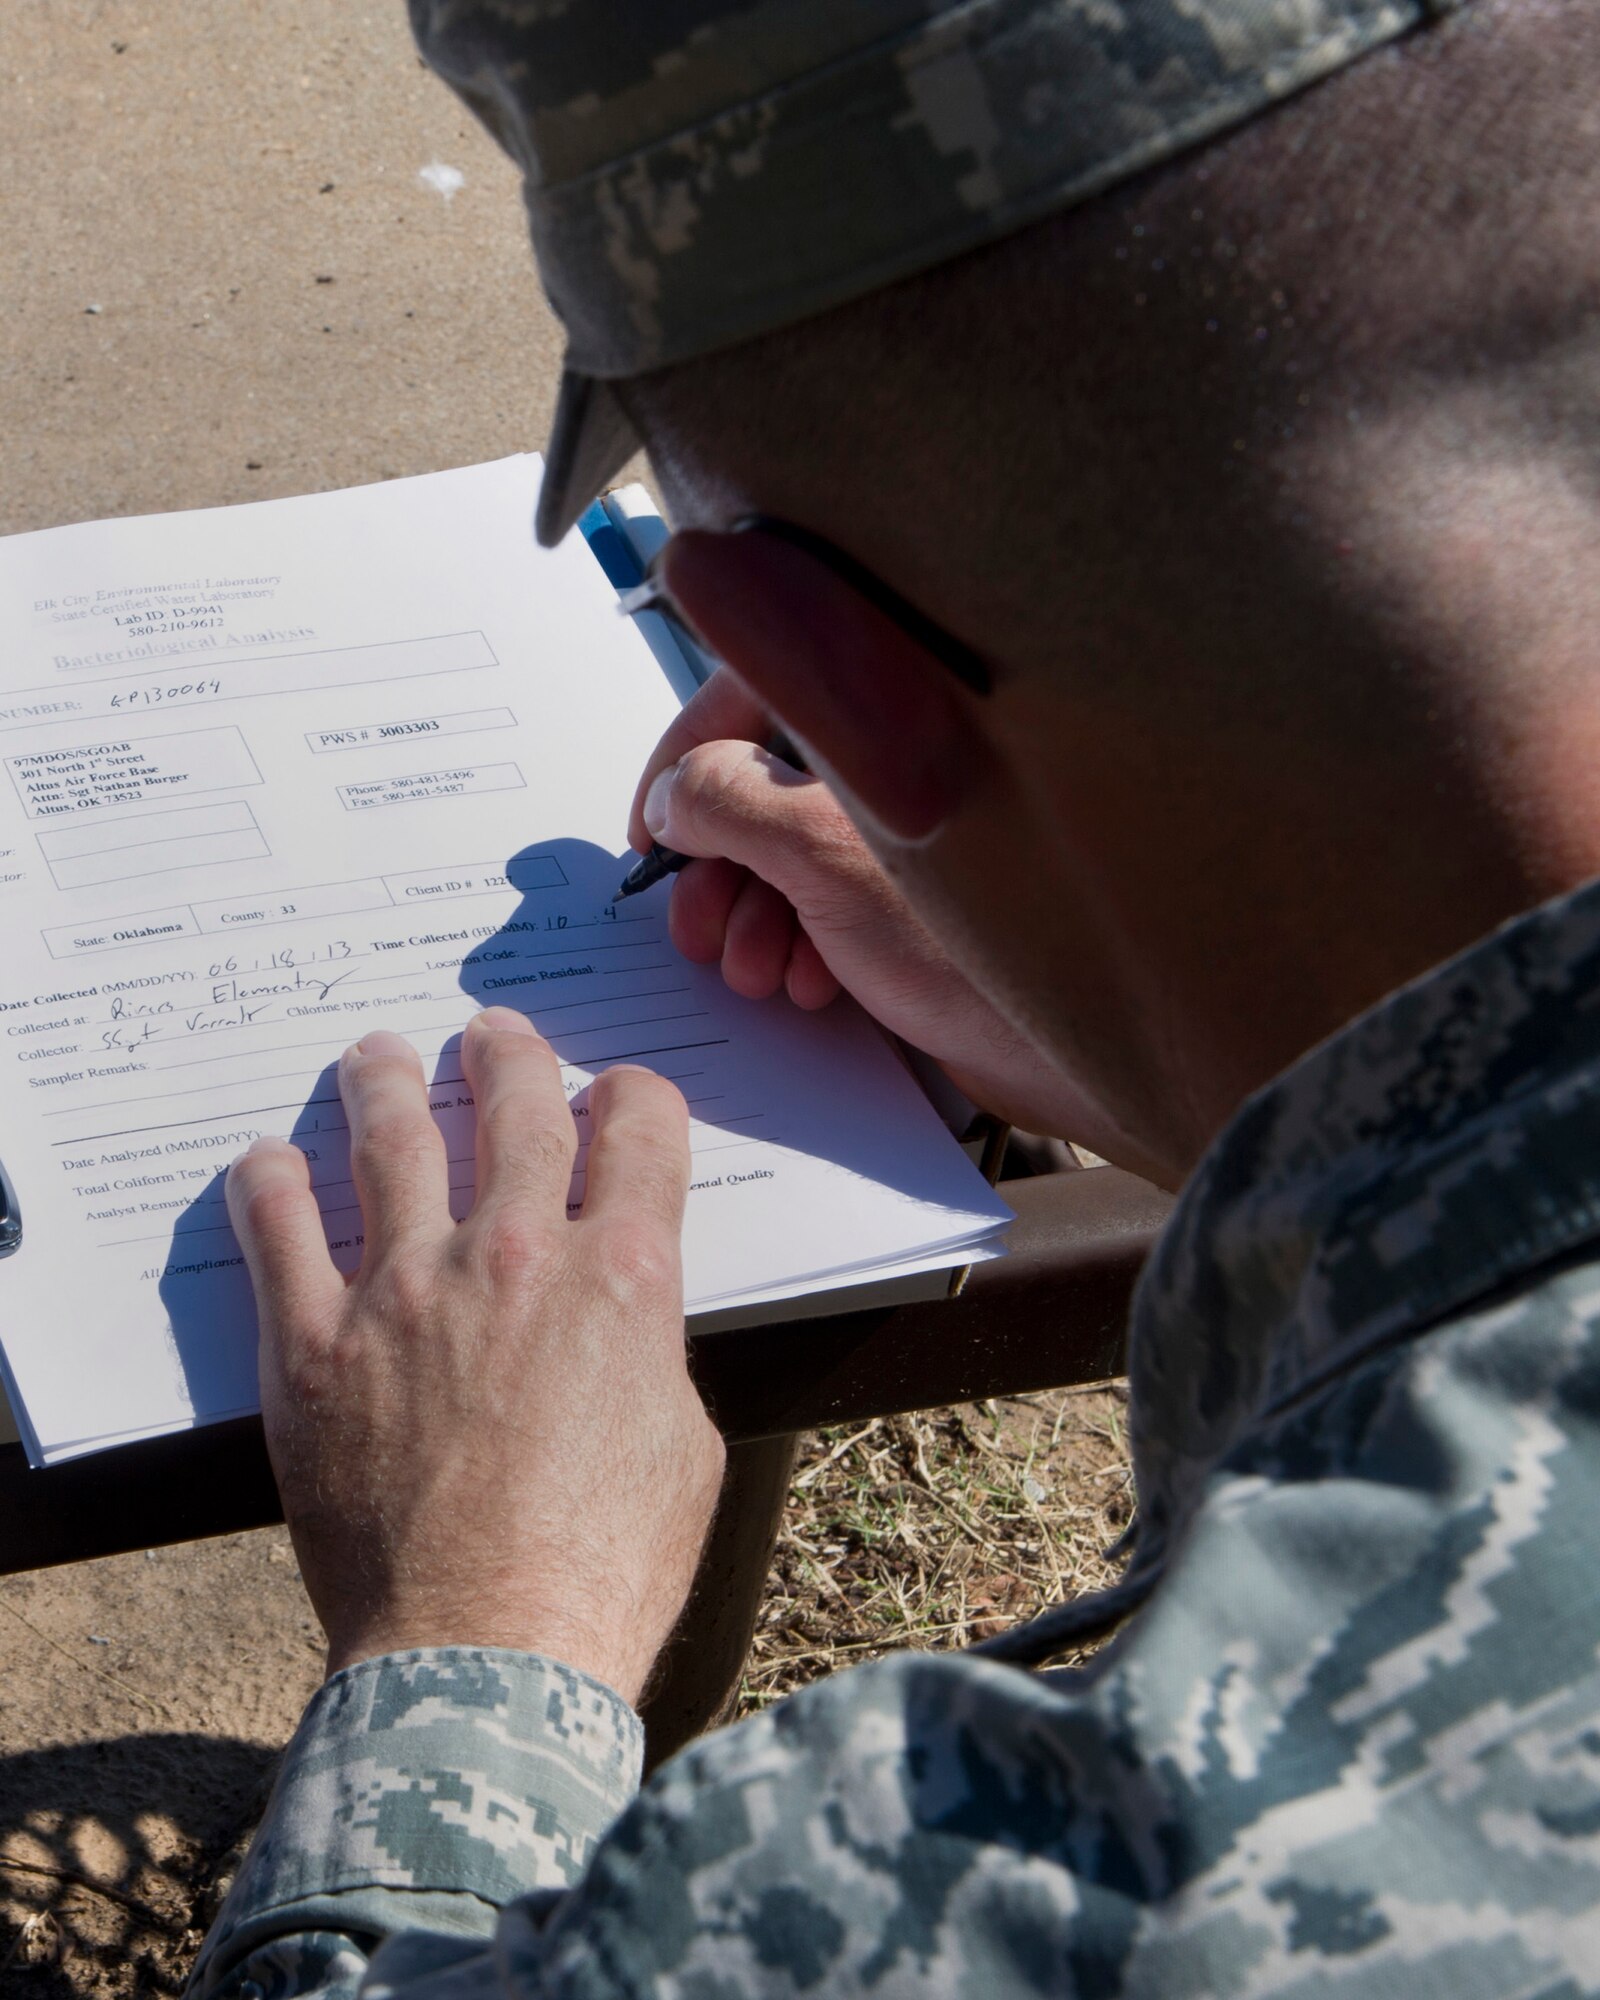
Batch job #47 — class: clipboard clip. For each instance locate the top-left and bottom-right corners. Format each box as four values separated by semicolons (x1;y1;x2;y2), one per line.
615;571;668;619
0;1156;21;1259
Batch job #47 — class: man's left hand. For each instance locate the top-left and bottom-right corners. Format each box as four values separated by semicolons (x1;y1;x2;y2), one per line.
225;1009;724;1704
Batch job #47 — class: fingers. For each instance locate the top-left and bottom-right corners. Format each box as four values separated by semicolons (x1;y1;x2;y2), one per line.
671;856;815;1001
227;1137;344;1326
579;1065;690;1240
642;737;862;908
628;666;773;853
785;930;842;1011
339;1030;452;1253
669;855;747;964
462;1008;577;1214
722;874;797;1000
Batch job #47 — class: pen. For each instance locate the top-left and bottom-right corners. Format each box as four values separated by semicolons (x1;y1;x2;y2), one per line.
613;561;806;901
615;721;806;901
614;507;988;903
615;842;693;901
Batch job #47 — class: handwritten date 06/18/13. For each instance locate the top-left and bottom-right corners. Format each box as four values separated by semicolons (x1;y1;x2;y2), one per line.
206;939;355;977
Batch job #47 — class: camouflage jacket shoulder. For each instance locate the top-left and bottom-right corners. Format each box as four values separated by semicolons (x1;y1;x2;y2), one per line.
193;877;1600;1998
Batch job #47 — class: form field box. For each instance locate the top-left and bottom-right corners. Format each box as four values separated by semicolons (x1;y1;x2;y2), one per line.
43;906;203;958
0;630;499;734
337;762;524;812
192;877;393;934
7;725;261;819
39;850;573;958
505;852;569;893
385;854;567;903
36;800;268;890
306;706;515;753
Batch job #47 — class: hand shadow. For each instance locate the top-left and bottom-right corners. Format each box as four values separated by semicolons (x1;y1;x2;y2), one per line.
151;835;698;1410
155;1060;348;1427
451;838;741;1218
152;833;977;1420
452;841;985;1233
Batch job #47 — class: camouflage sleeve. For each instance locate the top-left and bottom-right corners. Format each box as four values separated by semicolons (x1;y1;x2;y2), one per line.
192;1271;1600;1998
187;1649;643;2000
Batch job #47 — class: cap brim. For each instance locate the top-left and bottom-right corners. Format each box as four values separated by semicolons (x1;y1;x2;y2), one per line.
535;369;642;548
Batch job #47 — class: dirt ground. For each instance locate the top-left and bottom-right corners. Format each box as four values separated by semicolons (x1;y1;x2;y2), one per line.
0;1529;322;1992
745;1388;1132;1709
2;0;585;540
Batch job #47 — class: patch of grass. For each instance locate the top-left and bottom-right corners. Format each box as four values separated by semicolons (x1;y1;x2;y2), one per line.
740;1385;1133;1711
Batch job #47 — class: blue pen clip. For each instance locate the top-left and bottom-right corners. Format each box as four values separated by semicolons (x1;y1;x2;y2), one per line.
0;1156;20;1258
616;572;668;618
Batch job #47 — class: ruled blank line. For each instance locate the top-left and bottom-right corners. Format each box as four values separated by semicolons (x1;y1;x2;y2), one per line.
350;936;667;985
546;1008;708;1042
59;1042;729;1144
99;1134;767;1246
53;986;696;1111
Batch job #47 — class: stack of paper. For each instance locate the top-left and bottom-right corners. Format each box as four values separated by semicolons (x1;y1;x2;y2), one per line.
0;458;1010;1464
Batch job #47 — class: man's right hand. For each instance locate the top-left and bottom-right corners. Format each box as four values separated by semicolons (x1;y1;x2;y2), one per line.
628;666;1123;1155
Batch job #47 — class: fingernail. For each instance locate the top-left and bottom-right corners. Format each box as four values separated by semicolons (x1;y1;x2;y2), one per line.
232;1135;293;1172
642;765;676;841
473;1005;539;1036
350;1029;413;1061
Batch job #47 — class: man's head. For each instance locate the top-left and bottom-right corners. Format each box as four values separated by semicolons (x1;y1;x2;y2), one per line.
419;0;1600;1180
411;0;1473;547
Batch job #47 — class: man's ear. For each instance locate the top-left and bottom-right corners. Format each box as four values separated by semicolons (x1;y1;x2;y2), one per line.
659;528;981;843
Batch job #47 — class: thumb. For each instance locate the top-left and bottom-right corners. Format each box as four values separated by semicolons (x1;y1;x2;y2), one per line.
642;739;870;918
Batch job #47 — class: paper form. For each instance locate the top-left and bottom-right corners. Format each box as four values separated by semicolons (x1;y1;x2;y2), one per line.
0;458;1009;1464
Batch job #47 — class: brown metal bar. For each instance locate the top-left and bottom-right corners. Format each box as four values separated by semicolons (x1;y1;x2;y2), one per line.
0;1169;1170;1576
638;1432;801;1770
693;1168;1169;1441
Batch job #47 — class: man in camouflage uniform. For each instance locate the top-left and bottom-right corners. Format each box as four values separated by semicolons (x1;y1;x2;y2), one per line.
192;0;1600;1992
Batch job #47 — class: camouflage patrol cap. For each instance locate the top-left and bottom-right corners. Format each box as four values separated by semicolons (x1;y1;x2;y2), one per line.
409;0;1470;545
